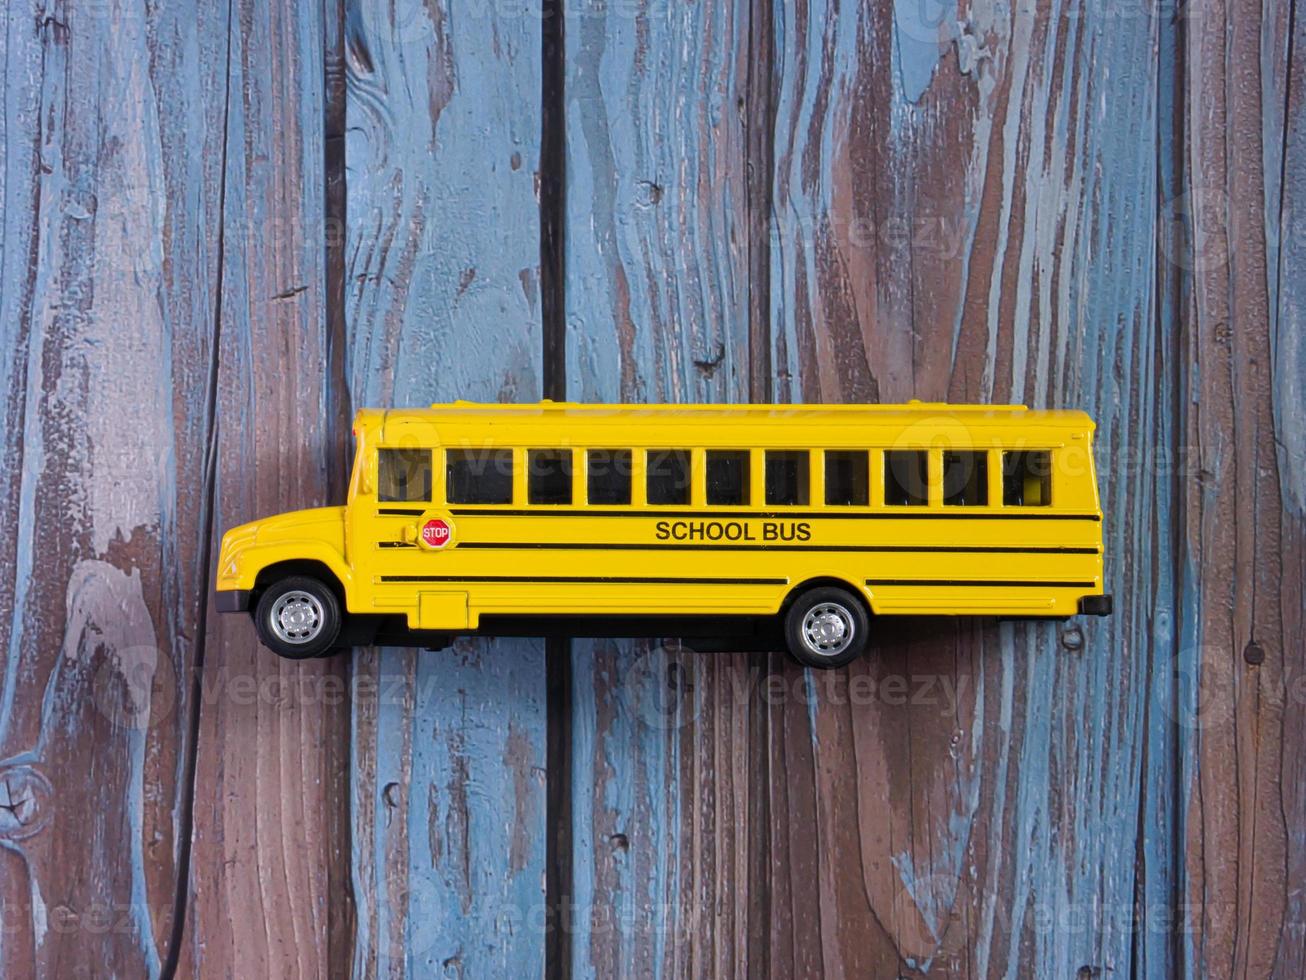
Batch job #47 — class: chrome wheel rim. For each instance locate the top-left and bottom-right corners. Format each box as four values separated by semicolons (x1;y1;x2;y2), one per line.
270;590;325;644
801;603;854;657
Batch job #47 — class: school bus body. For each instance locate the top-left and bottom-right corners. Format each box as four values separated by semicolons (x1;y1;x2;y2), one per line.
215;402;1109;653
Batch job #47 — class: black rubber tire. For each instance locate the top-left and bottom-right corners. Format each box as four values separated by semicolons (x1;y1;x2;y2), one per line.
783;586;870;669
253;576;342;659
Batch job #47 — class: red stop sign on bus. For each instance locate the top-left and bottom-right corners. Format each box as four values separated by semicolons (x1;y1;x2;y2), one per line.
420;518;451;549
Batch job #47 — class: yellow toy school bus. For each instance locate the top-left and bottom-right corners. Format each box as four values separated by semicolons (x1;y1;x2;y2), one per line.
215;402;1111;668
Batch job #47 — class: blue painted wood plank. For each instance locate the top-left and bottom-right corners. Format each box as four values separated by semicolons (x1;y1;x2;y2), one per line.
564;0;1185;977
770;0;1176;975
564;0;761;974
0;0;231;974
565;0;755;405
343;0;546;975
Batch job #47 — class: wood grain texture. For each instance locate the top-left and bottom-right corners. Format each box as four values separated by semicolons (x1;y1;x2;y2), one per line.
343;0;547;974
0;0;228;973
770;0;1176;975
1178;0;1305;974
565;0;1187;975
1267;9;1306;978
176;0;355;975
563;0;764;974
1;0;1303;976
565;0;756;403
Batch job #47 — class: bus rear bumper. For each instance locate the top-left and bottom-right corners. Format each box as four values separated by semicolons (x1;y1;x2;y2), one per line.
1078;595;1113;617
216;589;252;613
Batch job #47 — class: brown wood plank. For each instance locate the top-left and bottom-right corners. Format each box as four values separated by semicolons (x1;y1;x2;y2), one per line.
173;0;353;974
1178;0;1305;973
768;0;1174;974
1267;6;1306;976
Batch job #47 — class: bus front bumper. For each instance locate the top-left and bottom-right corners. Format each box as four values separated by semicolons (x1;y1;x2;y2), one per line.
216;589;252;613
1078;595;1113;617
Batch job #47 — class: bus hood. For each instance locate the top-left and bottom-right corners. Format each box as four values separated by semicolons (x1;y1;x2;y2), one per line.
221;506;346;546
217;506;347;591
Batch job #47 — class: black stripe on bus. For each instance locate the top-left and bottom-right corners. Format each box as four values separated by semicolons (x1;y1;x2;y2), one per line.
377;507;426;516
866;579;1098;589
446;507;1102;522
378;574;788;586
452;542;1101;555
378;541;417;548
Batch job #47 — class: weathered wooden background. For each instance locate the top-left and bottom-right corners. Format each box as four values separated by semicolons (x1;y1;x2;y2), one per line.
0;0;1302;976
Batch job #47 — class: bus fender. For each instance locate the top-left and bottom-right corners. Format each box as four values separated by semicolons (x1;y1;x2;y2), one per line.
784;576;878;615
227;542;354;599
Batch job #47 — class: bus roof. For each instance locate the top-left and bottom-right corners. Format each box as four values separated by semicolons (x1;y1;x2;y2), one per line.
355;401;1095;442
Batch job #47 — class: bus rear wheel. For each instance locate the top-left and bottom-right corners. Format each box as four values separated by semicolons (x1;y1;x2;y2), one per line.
783;586;869;669
254;575;342;659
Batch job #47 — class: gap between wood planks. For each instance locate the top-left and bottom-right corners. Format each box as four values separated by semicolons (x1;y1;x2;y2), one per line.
540;0;572;971
1153;3;1188;977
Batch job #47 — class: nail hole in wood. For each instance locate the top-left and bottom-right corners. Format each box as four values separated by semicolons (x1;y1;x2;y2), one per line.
693;343;726;377
635;180;663;206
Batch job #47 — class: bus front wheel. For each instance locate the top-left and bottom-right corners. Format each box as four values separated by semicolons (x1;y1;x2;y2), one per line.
783;587;869;669
254;575;342;659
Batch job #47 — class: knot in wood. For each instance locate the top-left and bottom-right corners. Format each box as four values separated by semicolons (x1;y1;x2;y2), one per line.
0;766;53;841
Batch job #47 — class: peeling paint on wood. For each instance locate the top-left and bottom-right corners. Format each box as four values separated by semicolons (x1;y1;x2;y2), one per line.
1;0;1303;976
344;0;547;975
0;0;232;972
564;1;770;977
769;0;1178;975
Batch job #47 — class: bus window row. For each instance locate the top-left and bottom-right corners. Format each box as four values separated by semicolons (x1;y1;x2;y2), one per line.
376;447;1055;509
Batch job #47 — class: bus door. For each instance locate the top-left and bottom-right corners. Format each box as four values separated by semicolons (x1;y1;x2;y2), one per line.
364;446;468;628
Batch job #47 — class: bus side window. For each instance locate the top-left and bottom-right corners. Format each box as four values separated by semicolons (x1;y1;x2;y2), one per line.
587;449;632;505
885;451;928;506
378;448;432;502
647;450;691;505
706;450;750;505
1003;451;1053;506
446;449;513;504
943;451;988;506
529;450;573;505
765;451;809;506
824;451;868;506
